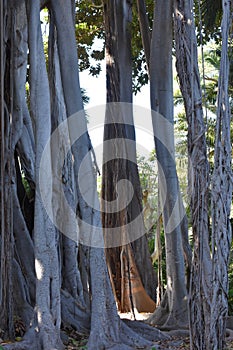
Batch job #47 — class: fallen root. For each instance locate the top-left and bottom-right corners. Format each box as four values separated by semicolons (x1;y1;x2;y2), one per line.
164;329;190;338
146;303;188;331
123;319;170;342
1;341;34;350
61;289;90;335
87;318;170;350
1;326;64;350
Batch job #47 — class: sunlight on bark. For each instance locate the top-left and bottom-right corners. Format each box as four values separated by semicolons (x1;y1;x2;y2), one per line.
105;49;114;66
35;259;44;281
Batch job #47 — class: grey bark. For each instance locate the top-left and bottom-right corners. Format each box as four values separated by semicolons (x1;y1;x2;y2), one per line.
49;1;161;348
148;0;187;328
174;0;212;348
26;0;63;348
0;0;173;348
136;0;192;298
12;258;34;327
210;1;233;348
0;1;16;340
48;12;86;307
13;187;35;304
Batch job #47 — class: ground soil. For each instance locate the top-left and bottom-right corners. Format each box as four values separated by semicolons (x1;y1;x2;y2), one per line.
64;329;233;350
1;315;233;349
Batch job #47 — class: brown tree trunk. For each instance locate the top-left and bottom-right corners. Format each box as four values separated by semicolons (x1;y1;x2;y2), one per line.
102;0;156;313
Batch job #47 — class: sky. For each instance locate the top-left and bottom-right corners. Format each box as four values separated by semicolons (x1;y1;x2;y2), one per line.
79;62;154;157
79;62;151;109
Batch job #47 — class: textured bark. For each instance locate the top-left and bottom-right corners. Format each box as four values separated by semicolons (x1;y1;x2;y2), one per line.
0;0;92;345
102;0;157;313
26;0;63;348
174;0;212;348
13;186;35;304
136;0;192;305
174;1;233;348
136;0;151;71
210;1;232;349
88;246;162;349
12;258;34;327
0;1;16;340
48;13;86;308
50;1;157;348
0;1;174;349
148;0;188;328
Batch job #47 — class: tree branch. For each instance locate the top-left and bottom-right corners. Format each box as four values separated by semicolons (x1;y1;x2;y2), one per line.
136;0;151;70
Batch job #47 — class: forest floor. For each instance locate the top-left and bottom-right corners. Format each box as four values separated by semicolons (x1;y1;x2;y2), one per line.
62;313;233;350
64;328;233;349
63;312;233;350
1;316;233;349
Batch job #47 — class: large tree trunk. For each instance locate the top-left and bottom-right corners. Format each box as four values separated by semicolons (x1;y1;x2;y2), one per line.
174;0;212;348
147;0;188;328
210;1;232;348
102;0;157;313
136;0;192;301
49;1;159;348
0;1;170;349
26;0;63;348
48;10;86;309
0;0;14;340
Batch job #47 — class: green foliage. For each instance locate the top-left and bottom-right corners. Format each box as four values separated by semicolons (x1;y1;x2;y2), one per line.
202;46;233;166
202;47;220;113
21;174;33;200
137;151;158;227
173;89;184;107
131;0;154;94
74;0;225;94
70;336;88;349
173;110;191;214
153;228;167;284
75;0;155;92
75;0;104;74
174;43;233;175
137;151;157;238
81;87;90;106
137;152;167;287
194;0;222;45
137;151;157;193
